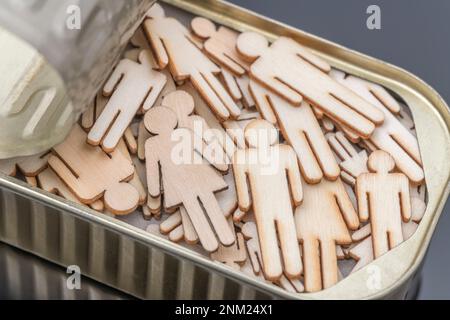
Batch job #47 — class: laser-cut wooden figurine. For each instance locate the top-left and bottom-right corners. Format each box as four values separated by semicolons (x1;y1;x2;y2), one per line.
232;119;303;280
327;131;369;186
87;49;167;152
250;80;340;183
143;4;240;121
191;17;250;76
331;73;424;184
294;177;360;292
38;167;104;212
49;124;140;215
162;90;228;170
0;151;50;177
211;218;247;270
144;106;235;252
177;84;234;159
236;32;385;138
356;150;412;258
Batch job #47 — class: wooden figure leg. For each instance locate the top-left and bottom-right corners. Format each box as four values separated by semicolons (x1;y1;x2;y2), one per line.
388;228;404;251
183;198;220;253
257;217;283;281
276;215;302;279
373;229;390;259
102;111;136;152
307;130;340;181
203;72;241;119
199;193;235;247
179;206;199;245
289;130;323;184
302;238;322;292
320;240;339;289
88;106;119;146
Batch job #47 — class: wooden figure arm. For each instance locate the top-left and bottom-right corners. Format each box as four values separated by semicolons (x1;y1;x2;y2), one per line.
286;148;303;206
48;156;87;200
400;177;412;222
144;25;169;69
335;182;360;230
142;74;167;111
103;62;126;97
355;180;369;223
145;140;161;198
290;39;331;73
368;82;401;114
232;151;251;212
192;128;228;173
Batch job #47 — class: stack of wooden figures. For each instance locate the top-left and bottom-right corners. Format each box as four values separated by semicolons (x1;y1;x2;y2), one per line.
0;4;427;293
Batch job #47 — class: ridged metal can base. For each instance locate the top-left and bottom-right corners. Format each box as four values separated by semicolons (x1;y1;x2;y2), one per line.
0;188;271;300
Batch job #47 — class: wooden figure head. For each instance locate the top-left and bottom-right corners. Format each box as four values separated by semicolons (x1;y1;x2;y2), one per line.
368;150;396;174
162;91;195;120
244;119;278;149
190;17;216;40
237;32;269;62
144;106;178;136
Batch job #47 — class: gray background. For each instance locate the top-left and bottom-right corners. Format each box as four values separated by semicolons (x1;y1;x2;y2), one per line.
227;0;450;299
0;0;449;299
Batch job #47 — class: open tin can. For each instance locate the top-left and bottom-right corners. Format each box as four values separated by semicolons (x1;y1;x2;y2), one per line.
0;0;449;299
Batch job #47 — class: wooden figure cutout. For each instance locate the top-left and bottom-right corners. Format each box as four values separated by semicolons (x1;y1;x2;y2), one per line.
211;218;247;270
116;140;147;206
161;90;229;170
132;156;161;219
223;109;261;150
143;4;241;121
250;80;340;183
144;106;235;252
158;207;199;244
180;83;237;160
221;68;242;101
0;151;50;177
236;75;256;109
355;150;412;258
294;177;359;292
37;167;104;212
87;50;167;152
81;93;108;131
49;124;139;215
327;131;369;186
236;32;385;138
241;220;304;292
332;74;424;184
233;119;303;280
123;128;138;155
349;221;419;274
191;17;251;76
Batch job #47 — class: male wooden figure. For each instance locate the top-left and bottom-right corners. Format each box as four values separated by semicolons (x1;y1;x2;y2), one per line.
144;4;240;121
250;81;340;183
236;32;384;138
232;119;303;280
295;177;359;292
87;50;166;152
356;150;412;258
144;106;234;253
